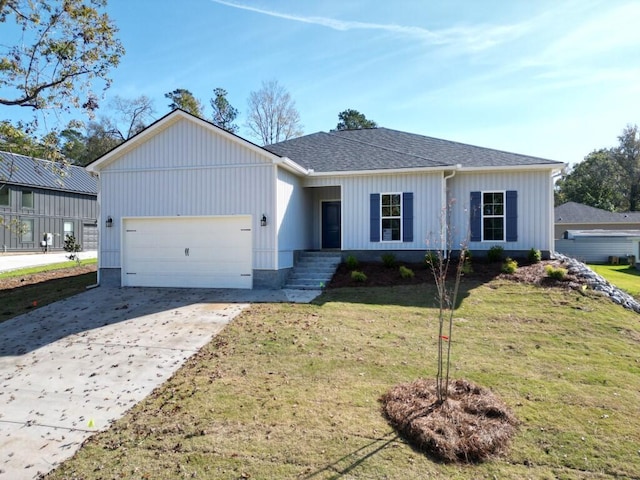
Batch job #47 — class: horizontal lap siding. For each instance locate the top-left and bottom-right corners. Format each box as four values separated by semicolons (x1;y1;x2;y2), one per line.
99;119;277;270
448;171;554;251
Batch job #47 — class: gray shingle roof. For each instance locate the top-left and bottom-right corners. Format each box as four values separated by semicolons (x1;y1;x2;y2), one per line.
555;202;640;224
264;127;563;172
0;151;97;195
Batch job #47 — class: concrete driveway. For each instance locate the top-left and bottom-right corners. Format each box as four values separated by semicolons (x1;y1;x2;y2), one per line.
0;286;320;479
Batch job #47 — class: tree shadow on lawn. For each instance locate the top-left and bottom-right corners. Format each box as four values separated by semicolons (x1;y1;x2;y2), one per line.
315;275;495;309
301;431;401;479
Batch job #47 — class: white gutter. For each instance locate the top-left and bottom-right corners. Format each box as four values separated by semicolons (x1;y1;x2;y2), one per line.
441;165;460;255
274;156;310;175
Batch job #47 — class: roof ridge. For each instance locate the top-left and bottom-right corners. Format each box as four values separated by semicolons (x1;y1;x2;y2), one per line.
325;129;447;166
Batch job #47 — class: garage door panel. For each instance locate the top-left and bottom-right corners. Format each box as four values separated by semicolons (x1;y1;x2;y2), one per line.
122;216;253;288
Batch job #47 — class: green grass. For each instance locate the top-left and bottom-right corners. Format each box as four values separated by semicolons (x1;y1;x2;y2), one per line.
588;264;640;297
45;277;640;479
0;257;97;279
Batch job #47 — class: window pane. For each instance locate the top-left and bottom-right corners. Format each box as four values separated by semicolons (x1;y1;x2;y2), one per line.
483;217;504;241
382;218;400;241
22;191;34;208
64;221;74;239
0;187;9;206
382;206;391;217
382;195;391;206
21;219;34;242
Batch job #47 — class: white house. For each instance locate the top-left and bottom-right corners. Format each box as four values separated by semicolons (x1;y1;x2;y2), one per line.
86;109;564;289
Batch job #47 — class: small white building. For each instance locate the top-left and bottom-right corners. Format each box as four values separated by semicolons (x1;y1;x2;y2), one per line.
87;110;564;289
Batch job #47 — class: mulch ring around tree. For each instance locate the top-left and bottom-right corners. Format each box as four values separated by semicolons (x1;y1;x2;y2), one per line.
380;378;519;463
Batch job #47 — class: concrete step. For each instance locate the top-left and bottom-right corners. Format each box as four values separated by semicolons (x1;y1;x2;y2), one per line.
284;251;342;290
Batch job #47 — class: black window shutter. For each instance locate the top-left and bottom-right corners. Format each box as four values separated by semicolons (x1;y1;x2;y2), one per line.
506;190;517;241
402;192;413;242
370;193;380;242
470;191;481;242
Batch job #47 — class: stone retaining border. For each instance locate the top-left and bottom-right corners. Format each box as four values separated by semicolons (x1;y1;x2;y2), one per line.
554;252;640;314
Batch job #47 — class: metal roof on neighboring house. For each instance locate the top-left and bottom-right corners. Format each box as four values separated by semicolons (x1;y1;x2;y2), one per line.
0;151;97;195
264;127;563;172
555;202;640;224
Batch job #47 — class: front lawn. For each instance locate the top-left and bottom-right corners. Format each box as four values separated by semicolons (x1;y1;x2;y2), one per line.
588;263;640;297
46;277;640;479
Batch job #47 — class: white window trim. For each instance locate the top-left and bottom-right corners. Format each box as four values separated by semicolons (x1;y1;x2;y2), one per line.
20;218;34;243
481;190;506;242
380;192;403;243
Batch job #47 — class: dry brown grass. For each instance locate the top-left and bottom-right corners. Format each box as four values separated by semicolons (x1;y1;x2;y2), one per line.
381;378;519;463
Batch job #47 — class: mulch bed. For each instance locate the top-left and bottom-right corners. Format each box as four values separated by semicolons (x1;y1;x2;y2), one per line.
380;378;519;463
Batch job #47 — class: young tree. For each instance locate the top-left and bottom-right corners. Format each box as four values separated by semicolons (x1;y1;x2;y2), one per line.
0;0;124;114
336;109;378;130
165;89;203;117
245;80;303;145
210;88;239;133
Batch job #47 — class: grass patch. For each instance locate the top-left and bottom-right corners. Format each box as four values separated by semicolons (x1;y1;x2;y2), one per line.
588;264;640;297
46;279;640;479
0;257;96;279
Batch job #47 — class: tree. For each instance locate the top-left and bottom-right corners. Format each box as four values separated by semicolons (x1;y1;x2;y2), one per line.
612;124;640;211
0;0;124;114
210;88;238;133
109;95;155;140
555;150;626;211
165;89;203;117
245;80;303;145
556;124;640;211
336;109;378;130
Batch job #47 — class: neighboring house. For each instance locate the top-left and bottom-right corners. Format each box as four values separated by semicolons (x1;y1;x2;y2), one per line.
87;109;564;289
0;151;98;253
555;229;640;264
554;201;640;239
554;202;640;263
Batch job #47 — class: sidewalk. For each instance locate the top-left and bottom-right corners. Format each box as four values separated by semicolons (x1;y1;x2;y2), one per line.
0;251;97;273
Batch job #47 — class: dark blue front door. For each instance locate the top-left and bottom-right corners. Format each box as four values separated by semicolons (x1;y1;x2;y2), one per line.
322;201;341;249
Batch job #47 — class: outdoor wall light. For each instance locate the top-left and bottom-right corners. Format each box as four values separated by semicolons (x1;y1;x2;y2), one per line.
260;214;267;227
106;216;113;228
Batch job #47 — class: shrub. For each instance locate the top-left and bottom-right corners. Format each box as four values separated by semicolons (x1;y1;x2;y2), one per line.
425;251;438;267
487;245;504;263
381;253;396;268
461;249;473;274
399;265;414;279
345;255;359;270
351;270;367;282
501;257;518;274
528;248;542;264
545;265;567;280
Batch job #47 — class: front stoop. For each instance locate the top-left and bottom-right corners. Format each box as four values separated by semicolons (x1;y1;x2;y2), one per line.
284;251;342;290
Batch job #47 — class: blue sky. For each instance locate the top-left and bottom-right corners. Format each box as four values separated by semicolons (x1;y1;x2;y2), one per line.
4;0;640;164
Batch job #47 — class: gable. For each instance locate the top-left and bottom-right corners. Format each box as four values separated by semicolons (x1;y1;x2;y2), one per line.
96;117;278;173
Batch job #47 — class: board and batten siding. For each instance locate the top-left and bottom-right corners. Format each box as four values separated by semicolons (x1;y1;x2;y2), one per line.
448;170;554;252
276;168;311;269
304;172;443;250
98;118;278;271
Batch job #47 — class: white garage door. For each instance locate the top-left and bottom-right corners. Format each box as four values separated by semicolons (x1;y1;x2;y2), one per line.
122;216;253;288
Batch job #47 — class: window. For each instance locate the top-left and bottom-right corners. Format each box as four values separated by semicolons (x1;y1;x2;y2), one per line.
482;192;504;241
370;192;413;243
64;221;74;240
21;219;34;242
0;187;9;206
22;190;34;209
381;193;402;241
470;190;517;242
